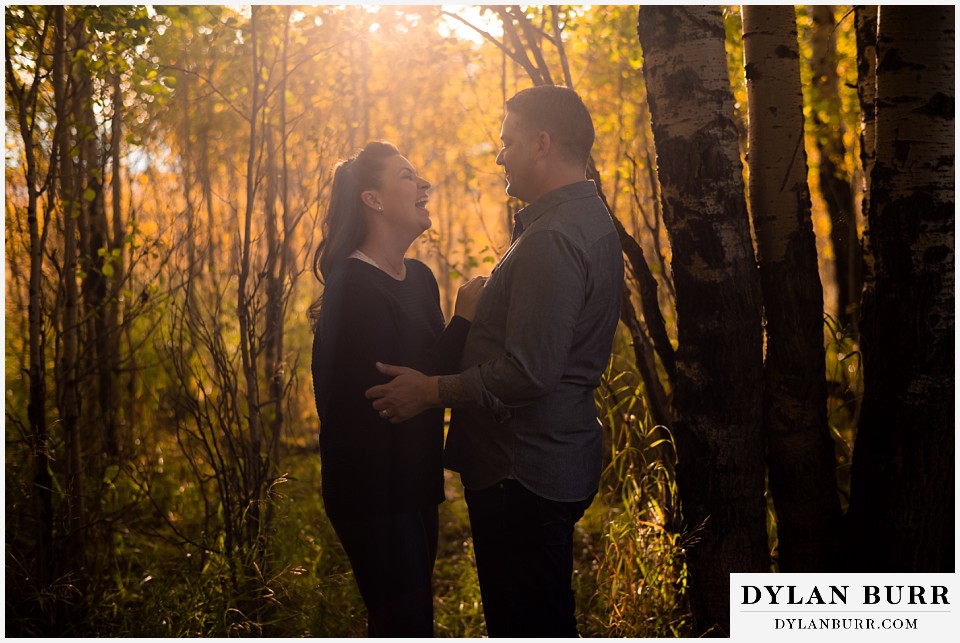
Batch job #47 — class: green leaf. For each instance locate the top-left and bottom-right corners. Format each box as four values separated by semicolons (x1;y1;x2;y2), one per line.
83;188;97;203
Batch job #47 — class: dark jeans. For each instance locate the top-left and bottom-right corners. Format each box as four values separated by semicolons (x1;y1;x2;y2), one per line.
465;479;595;638
329;505;439;637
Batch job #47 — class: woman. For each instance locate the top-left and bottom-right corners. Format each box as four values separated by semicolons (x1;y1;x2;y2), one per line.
310;141;484;636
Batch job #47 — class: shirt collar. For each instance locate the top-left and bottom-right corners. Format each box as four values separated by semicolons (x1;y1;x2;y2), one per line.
515;180;599;231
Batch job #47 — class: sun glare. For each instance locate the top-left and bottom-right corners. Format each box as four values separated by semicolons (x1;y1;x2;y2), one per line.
439;4;504;45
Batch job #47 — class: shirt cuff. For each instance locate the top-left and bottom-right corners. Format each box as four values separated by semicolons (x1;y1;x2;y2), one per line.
460;364;512;423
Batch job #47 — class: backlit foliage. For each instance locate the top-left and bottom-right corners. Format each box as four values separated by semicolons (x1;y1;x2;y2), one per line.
6;5;860;636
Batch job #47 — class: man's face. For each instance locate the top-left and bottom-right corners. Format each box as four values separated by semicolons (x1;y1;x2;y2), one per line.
495;111;537;202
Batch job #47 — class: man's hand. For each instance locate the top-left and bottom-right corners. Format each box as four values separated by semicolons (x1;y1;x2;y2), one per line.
365;363;440;424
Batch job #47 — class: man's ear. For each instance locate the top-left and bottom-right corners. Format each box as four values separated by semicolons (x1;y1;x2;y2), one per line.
360;190;382;211
535;130;552;159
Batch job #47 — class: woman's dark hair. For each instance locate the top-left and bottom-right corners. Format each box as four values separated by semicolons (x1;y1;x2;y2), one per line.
309;141;399;323
314;141;400;283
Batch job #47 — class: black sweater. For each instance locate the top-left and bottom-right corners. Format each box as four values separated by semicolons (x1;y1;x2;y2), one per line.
311;258;470;518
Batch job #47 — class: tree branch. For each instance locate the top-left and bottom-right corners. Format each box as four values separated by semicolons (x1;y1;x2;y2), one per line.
551;7;574;88
507;6;554;85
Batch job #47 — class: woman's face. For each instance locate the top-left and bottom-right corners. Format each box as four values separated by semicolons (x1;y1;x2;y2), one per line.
368;154;432;237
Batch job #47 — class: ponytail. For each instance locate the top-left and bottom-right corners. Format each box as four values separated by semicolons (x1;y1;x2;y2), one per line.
309;141;400;324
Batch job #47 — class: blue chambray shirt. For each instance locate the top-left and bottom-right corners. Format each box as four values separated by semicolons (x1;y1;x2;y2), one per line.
443;180;624;502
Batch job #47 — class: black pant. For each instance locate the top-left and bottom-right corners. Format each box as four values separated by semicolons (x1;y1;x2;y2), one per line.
329;505;439;637
465;479;595;638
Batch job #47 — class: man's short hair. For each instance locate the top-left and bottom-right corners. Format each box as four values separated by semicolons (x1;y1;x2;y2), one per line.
505;85;595;166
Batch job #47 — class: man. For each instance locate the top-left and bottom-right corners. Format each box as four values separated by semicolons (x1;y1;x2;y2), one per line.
366;85;624;637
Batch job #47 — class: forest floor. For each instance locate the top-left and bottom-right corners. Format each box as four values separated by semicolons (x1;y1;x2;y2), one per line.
273;443;688;638
277;446;601;637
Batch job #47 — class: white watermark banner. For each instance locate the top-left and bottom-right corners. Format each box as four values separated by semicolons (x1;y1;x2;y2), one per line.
731;573;957;641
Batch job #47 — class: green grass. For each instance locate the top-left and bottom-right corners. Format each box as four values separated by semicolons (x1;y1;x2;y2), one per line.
5;348;699;637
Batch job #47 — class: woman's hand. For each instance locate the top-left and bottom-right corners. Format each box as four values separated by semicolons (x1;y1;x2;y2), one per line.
453;275;488;322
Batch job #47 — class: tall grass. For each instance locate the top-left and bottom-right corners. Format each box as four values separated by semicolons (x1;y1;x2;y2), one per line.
578;362;693;637
242;354;693;637
823;313;863;510
5;349;693;637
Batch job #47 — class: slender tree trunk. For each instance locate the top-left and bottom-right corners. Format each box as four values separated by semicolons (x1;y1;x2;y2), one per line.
274;7;293;469
855;7;879;318
199;81;218;276
75;35;113;464
637;6;768;635
635;116;677;302
73;22;109;393
846;5;954;572
180;46;198;304
742;5;840;572
238;5;264;551
264;118;283;467
592;158;677;388
58;10;85;578
7;5;55;590
108;70;125;455
260;10;295;544
810;5;863;329
619;289;671;429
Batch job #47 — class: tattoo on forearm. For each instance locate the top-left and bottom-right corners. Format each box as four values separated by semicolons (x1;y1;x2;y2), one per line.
438;375;472;407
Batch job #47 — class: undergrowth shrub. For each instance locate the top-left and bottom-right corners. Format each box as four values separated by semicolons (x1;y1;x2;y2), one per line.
579;361;693;637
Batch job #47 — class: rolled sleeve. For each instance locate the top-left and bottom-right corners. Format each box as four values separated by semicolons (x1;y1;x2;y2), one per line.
460;363;512;422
